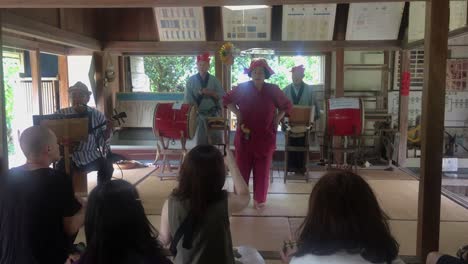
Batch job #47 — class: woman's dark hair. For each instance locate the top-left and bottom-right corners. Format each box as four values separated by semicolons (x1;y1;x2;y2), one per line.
296;170;399;264
247;68;272;79
172;145;226;220
81;180;167;264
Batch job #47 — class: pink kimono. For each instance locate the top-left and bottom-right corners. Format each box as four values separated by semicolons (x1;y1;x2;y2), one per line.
224;81;292;203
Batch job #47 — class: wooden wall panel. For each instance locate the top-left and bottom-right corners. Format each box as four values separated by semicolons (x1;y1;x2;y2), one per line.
60;9;99;39
6;8;60;27
204;7;223;41
96;8;158;41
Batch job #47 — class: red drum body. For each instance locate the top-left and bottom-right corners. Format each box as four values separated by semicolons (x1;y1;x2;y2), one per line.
326;98;364;136
153;103;197;139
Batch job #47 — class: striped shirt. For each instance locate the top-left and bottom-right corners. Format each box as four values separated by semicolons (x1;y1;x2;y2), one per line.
56;106;108;167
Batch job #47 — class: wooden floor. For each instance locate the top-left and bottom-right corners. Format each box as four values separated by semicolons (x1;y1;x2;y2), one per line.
76;166;468;261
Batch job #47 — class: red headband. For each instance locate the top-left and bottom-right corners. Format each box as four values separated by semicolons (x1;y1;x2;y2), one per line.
244;59;275;76
291;65;305;74
197;52;210;63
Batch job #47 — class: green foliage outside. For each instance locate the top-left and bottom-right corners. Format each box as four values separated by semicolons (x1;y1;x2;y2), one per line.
143;55;322;93
231;55;322;89
2;56;20;154
144;56;214;93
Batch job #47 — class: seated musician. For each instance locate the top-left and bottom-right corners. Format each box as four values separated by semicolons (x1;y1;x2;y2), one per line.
283;65;321;174
1;126;84;264
56;81;113;185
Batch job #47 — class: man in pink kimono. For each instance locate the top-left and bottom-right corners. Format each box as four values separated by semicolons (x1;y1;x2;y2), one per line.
224;59;292;209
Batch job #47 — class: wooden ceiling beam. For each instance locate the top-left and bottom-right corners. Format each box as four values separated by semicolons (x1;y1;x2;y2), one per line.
1;12;101;51
103;40;402;54
405;26;468;50
2;34;68;55
0;0;429;8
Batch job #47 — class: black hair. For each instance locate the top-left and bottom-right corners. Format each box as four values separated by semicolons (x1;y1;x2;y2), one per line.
80;180;168;264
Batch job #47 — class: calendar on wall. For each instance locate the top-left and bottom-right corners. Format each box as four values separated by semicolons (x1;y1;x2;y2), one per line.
447;59;468;92
222;6;271;41
282;4;336;41
346;2;404;40
154;7;206;41
408;1;467;42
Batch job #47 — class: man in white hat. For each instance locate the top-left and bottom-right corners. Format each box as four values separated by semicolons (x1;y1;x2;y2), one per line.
56;81;113;185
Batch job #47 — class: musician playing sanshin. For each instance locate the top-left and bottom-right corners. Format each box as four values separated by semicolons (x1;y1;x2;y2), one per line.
56;82;114;185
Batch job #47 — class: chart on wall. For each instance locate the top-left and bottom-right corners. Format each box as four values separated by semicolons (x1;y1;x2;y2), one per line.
408;1;467;42
222;6;271;41
282;4;336;41
447;59;468;92
346;2;404;40
154;7;206;41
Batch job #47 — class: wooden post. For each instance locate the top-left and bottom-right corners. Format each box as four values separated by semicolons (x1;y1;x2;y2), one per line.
93;52;107;116
336;48;344;97
0;10;9;170
333;48;345;164
58;55;69;108
215;54;222;86
30;49;43;115
397;50;410;166
378;51;390;109
417;0;449;261
118;56;126;92
324;53;332;100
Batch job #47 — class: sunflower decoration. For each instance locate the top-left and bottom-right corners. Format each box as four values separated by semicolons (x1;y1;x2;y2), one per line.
218;42;236;66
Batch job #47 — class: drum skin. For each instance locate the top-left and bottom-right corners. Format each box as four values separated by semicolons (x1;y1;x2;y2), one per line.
153;103;197;139
325;98;364;136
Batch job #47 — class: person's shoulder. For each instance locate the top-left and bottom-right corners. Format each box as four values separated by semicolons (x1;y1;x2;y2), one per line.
291;252;370;264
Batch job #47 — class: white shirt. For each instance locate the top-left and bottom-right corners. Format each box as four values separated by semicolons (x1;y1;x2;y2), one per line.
291;251;406;264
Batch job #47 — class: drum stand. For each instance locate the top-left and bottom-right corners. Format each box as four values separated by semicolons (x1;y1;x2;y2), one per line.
153;130;187;180
283;125;314;183
326;127;361;172
205;117;229;156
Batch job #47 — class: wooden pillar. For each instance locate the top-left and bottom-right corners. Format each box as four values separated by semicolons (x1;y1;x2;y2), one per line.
378;51;390;110
58;55;69;108
333;48;345;164
93;52;106;116
118;56;126;92
417;0;449;261
106;54;120;117
324;53;332;100
215;55;223;87
398;50;410;167
335;48;345;97
0;10;9;170
30;49;43;115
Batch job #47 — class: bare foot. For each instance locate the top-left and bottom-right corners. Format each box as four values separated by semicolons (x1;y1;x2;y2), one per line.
254;201;266;210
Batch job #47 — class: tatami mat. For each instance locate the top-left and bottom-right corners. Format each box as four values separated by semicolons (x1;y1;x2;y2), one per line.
75;167;468;261
369;180;468;221
87;166;157;193
230;217;292;251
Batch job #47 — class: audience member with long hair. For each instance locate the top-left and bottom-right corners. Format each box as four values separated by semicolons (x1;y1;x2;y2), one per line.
159;145;250;264
77;179;171;264
281;170;402;264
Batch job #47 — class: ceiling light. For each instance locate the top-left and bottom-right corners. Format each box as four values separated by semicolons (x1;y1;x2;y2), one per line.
224;5;269;11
